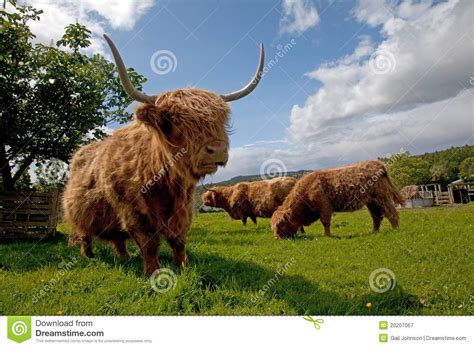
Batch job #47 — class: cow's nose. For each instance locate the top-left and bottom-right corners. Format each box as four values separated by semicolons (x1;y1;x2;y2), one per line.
206;141;228;165
206;142;225;155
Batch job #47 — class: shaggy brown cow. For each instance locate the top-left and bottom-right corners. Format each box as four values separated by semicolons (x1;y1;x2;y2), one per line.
271;160;405;239
202;177;304;230
63;35;264;275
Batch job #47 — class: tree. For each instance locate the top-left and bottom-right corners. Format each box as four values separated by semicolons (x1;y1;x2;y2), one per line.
429;163;449;184
33;159;68;192
387;154;430;188
0;1;146;190
459;157;474;180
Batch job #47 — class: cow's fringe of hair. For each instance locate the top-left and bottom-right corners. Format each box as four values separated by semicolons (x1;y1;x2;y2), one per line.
152;88;230;140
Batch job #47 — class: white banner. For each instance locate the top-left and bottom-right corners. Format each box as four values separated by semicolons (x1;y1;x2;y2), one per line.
0;316;472;347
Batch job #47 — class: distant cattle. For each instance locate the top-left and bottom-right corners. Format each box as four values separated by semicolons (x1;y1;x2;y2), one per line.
271;160;405;239
202;177;304;232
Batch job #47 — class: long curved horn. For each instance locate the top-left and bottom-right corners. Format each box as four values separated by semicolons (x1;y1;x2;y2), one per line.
103;34;155;104
220;43;265;102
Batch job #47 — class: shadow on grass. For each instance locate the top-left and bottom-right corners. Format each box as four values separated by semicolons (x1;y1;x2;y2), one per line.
184;251;422;315
0;235;422;315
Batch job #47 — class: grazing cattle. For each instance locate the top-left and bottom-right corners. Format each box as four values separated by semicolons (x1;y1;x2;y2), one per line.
271;160;405;239
63;35;264;275
202;177;304;232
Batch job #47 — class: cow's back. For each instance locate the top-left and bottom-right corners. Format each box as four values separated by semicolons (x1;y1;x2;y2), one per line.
302;161;387;212
246;177;296;217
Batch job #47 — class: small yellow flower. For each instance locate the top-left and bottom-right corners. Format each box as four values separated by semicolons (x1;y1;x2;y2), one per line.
366;302;372;309
56;309;64;315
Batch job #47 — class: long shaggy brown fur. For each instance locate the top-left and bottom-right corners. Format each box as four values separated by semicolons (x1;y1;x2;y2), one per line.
271;160;405;239
63;89;230;275
202;176;298;225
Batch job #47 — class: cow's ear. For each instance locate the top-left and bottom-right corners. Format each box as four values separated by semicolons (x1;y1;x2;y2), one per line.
135;104;174;135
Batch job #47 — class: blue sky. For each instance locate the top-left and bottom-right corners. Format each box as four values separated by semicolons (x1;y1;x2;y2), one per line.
22;0;474;182
104;0;381;148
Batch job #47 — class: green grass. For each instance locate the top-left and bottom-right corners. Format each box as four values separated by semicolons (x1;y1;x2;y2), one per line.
0;206;473;315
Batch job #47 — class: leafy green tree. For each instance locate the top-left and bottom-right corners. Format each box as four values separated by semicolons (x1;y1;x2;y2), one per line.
387;153;430;188
0;1;146;190
429;163;449;183
459;157;474;180
33;159;68;192
421;145;474;184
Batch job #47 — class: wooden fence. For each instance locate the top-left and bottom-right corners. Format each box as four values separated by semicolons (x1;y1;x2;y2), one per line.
0;191;60;241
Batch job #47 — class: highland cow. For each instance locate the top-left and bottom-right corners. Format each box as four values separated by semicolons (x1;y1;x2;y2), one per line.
63;35;264;275
271;160;405;239
202;177;304;232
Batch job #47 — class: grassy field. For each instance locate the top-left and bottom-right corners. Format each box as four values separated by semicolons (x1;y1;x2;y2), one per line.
0;205;473;315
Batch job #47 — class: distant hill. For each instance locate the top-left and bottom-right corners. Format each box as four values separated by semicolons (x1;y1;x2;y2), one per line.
203;170;311;188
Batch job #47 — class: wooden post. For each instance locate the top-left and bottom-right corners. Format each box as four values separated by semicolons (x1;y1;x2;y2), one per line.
48;190;60;236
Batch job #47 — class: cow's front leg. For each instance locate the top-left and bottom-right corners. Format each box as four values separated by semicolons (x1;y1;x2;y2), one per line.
167;236;188;267
131;232;160;276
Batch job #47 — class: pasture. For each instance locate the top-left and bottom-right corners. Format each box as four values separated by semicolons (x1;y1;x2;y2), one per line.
0;205;472;316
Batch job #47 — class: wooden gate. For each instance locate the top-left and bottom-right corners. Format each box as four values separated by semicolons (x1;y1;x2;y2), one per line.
0;191;60;241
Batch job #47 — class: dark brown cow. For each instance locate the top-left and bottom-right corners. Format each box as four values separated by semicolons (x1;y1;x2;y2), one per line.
271;160;405;239
63;35;264;275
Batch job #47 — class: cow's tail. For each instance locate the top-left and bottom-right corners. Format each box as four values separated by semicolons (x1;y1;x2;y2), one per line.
382;168;405;206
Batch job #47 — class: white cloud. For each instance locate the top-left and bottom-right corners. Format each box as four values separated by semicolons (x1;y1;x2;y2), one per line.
290;0;473;144
21;0;155;54
211;89;473;183
280;0;319;34
211;0;474;182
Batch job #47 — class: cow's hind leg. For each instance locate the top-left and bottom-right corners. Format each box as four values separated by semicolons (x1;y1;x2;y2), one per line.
383;201;399;229
80;235;94;258
167;236;188;267
320;210;332;237
367;202;383;233
110;238;129;257
250;215;257;224
299;226;306;234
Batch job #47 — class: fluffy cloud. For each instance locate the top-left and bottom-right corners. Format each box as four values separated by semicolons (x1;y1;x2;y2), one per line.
212;89;472;182
212;0;473;182
289;0;473;143
280;0;319;34
20;0;155;54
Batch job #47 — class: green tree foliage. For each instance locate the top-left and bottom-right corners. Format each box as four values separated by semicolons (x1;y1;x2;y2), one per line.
382;145;474;188
0;1;147;190
459;157;474;180
387;153;430;188
429;163;449;183
33;159;68;192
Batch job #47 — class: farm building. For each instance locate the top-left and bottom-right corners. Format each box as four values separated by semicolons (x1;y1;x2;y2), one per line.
448;179;474;204
401;181;474;208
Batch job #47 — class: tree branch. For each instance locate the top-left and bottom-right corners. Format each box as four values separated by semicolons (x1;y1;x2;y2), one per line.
0;138;14;190
11;154;34;184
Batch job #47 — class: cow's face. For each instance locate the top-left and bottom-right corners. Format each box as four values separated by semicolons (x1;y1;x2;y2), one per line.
202;191;216;207
105;34;263;181
135;89;230;179
271;210;297;239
